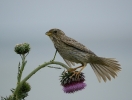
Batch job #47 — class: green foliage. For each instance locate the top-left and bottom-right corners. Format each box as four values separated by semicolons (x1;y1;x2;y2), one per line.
2;43;69;100
1;95;13;100
17;82;31;99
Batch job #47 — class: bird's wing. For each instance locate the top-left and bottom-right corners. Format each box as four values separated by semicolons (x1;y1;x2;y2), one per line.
63;58;75;67
54;42;75;67
61;35;95;54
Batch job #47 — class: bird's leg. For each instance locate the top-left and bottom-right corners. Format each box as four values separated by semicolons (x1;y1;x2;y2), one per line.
67;66;83;72
64;66;82;75
51;50;57;61
68;65;86;79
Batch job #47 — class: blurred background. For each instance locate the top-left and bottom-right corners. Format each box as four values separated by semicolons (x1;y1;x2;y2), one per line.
0;0;132;100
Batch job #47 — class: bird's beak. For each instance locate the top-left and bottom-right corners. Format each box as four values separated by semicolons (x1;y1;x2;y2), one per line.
46;32;52;36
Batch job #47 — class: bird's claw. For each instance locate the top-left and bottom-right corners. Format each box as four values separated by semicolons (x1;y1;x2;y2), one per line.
67;68;81;79
69;71;81;80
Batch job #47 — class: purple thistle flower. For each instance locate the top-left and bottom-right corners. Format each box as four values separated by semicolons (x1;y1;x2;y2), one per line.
60;71;86;93
63;82;86;93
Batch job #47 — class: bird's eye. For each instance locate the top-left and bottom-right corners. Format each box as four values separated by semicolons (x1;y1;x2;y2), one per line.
54;30;57;33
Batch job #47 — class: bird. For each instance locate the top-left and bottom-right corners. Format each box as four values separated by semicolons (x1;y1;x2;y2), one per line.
45;28;121;82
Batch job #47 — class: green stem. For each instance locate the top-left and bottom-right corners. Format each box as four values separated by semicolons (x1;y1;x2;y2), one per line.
17;55;27;84
13;61;69;98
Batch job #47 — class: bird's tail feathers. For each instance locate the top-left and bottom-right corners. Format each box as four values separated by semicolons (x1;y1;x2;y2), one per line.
89;56;121;82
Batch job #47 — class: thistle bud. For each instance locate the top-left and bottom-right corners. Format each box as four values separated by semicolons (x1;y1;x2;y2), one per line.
14;43;30;54
17;82;31;99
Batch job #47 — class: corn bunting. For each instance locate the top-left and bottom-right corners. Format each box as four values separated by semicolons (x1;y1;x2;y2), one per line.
46;28;121;82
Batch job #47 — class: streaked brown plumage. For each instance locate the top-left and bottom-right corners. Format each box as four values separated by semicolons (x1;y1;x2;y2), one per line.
46;28;121;82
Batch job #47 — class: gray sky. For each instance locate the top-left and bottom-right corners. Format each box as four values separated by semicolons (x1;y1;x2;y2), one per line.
0;0;132;100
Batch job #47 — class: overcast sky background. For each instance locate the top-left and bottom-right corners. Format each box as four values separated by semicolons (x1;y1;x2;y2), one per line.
0;0;132;100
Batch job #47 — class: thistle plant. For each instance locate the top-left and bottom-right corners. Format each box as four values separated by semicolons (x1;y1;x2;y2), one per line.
1;43;86;100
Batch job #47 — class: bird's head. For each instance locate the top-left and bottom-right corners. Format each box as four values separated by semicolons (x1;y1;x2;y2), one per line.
45;28;65;40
